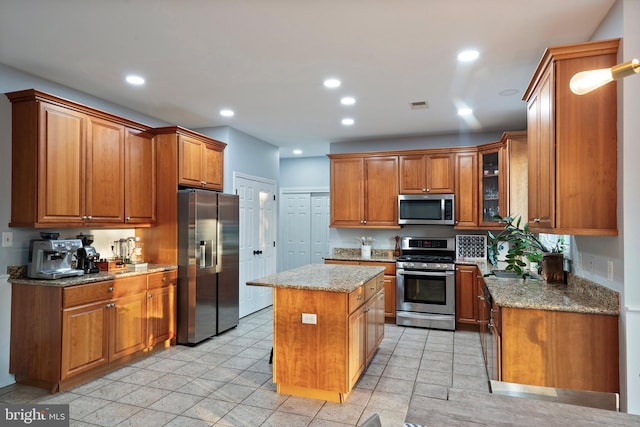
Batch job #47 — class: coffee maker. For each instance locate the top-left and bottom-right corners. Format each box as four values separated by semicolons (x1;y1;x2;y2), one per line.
76;233;101;274
27;235;84;280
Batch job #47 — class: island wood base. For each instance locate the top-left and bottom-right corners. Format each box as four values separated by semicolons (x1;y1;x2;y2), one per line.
271;272;384;402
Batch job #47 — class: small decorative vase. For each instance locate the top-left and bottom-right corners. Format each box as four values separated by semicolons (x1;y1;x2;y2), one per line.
542;253;564;284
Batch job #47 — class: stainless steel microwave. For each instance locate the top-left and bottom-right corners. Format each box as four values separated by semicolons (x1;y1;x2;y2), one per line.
398;194;455;225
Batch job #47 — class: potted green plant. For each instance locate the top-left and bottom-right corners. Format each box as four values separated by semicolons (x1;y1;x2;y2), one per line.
487;214;565;282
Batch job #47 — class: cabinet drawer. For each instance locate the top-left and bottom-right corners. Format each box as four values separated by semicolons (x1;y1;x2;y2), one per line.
349;286;365;313
364;276;380;301
359;261;395;275
112;275;147;297
63;281;114;308
147;270;178;290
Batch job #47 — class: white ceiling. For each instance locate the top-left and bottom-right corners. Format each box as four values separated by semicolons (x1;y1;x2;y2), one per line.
0;0;616;158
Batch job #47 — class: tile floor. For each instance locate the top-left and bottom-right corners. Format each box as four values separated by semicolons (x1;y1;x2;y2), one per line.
5;307;639;426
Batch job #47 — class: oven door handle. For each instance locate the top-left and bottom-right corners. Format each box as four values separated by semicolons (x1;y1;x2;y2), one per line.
397;270;454;277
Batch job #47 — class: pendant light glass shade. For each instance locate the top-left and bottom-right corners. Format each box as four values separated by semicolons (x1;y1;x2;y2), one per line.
570;59;639;95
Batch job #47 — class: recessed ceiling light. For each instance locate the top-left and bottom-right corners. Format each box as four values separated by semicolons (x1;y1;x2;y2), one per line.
293;149;303;155
340;96;356;105
125;75;145;85
457;50;479;62
220;109;234;117
324;78;341;88
342;118;354;126
457;108;473;116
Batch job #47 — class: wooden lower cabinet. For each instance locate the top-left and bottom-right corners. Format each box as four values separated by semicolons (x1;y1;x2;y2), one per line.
455;264;480;329
10;270;177;392
325;259;396;322
273;273;384;402
479;289;619;393
147;271;178;347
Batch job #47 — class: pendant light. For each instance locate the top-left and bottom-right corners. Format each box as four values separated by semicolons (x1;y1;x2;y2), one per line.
570;59;639;95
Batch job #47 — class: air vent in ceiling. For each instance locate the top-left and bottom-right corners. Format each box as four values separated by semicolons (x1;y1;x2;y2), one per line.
410;101;429;110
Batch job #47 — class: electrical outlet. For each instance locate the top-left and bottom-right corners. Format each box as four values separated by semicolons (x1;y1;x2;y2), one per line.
2;232;12;247
608;260;614;280
586;255;594;274
301;313;317;324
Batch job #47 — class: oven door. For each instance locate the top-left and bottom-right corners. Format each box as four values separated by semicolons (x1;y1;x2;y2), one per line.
396;269;455;315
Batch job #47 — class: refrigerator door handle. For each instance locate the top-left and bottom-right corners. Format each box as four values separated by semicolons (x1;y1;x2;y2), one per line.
216;221;223;273
200;241;206;268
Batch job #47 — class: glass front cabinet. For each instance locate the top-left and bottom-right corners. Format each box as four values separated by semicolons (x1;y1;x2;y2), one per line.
478;142;507;228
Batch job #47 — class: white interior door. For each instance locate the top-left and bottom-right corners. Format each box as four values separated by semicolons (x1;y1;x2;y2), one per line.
236;174;276;317
280;191;330;269
281;193;311;270
310;193;331;264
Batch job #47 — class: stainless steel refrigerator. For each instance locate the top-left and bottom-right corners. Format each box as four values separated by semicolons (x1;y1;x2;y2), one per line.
177;189;239;344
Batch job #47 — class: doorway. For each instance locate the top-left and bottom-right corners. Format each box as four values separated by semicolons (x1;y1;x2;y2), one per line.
279;190;330;271
235;173;276;318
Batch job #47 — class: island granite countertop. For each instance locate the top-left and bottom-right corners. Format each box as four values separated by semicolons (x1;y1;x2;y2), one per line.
246;264;385;293
8;264;178;287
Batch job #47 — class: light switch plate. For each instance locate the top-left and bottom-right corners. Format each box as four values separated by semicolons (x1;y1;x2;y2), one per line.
2;232;12;247
301;313;317;324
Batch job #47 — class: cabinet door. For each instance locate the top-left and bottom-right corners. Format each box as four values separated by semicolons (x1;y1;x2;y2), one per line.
148;284;176;347
348;305;366;389
202;143;224;190
478;143;507;228
399;155;426;193
86;116;125;223
61;301;109;380
125;128;156;225
330;157;364;227
363;156;398;226
426;153;454;193
455;265;479;326
179;135;205;187
383;275;396;319
527;66;554;229
37;102;86;224
110;291;148;361
454;150;478;228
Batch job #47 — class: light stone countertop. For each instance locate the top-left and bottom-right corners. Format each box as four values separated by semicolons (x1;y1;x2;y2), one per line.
8;264;177;287
469;260;620;316
246;264;385;293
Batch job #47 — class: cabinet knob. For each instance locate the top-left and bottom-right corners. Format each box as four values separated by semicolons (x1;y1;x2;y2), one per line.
148;293;153;299
108;287;113;292
533;218;541;223
87;215;93;220
478;295;485;301
357;295;363;301
126;216;131;221
81;215;87;220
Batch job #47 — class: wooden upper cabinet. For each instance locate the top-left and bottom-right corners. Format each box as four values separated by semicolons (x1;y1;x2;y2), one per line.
329;154;399;228
478;141;507;229
523;38;619;235
454;149;478;228
85;116;125;223
178;134;225;191
36;101;86;225
6;89;157;228
125;128;156;225
399;152;454;194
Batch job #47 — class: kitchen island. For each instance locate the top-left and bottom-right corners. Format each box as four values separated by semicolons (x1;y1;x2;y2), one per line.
247;264;385;403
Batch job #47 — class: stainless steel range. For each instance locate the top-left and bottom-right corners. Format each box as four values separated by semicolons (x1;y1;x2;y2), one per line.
396;237;456;330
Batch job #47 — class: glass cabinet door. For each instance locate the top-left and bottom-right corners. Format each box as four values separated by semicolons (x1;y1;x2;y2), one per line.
479;144;506;228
